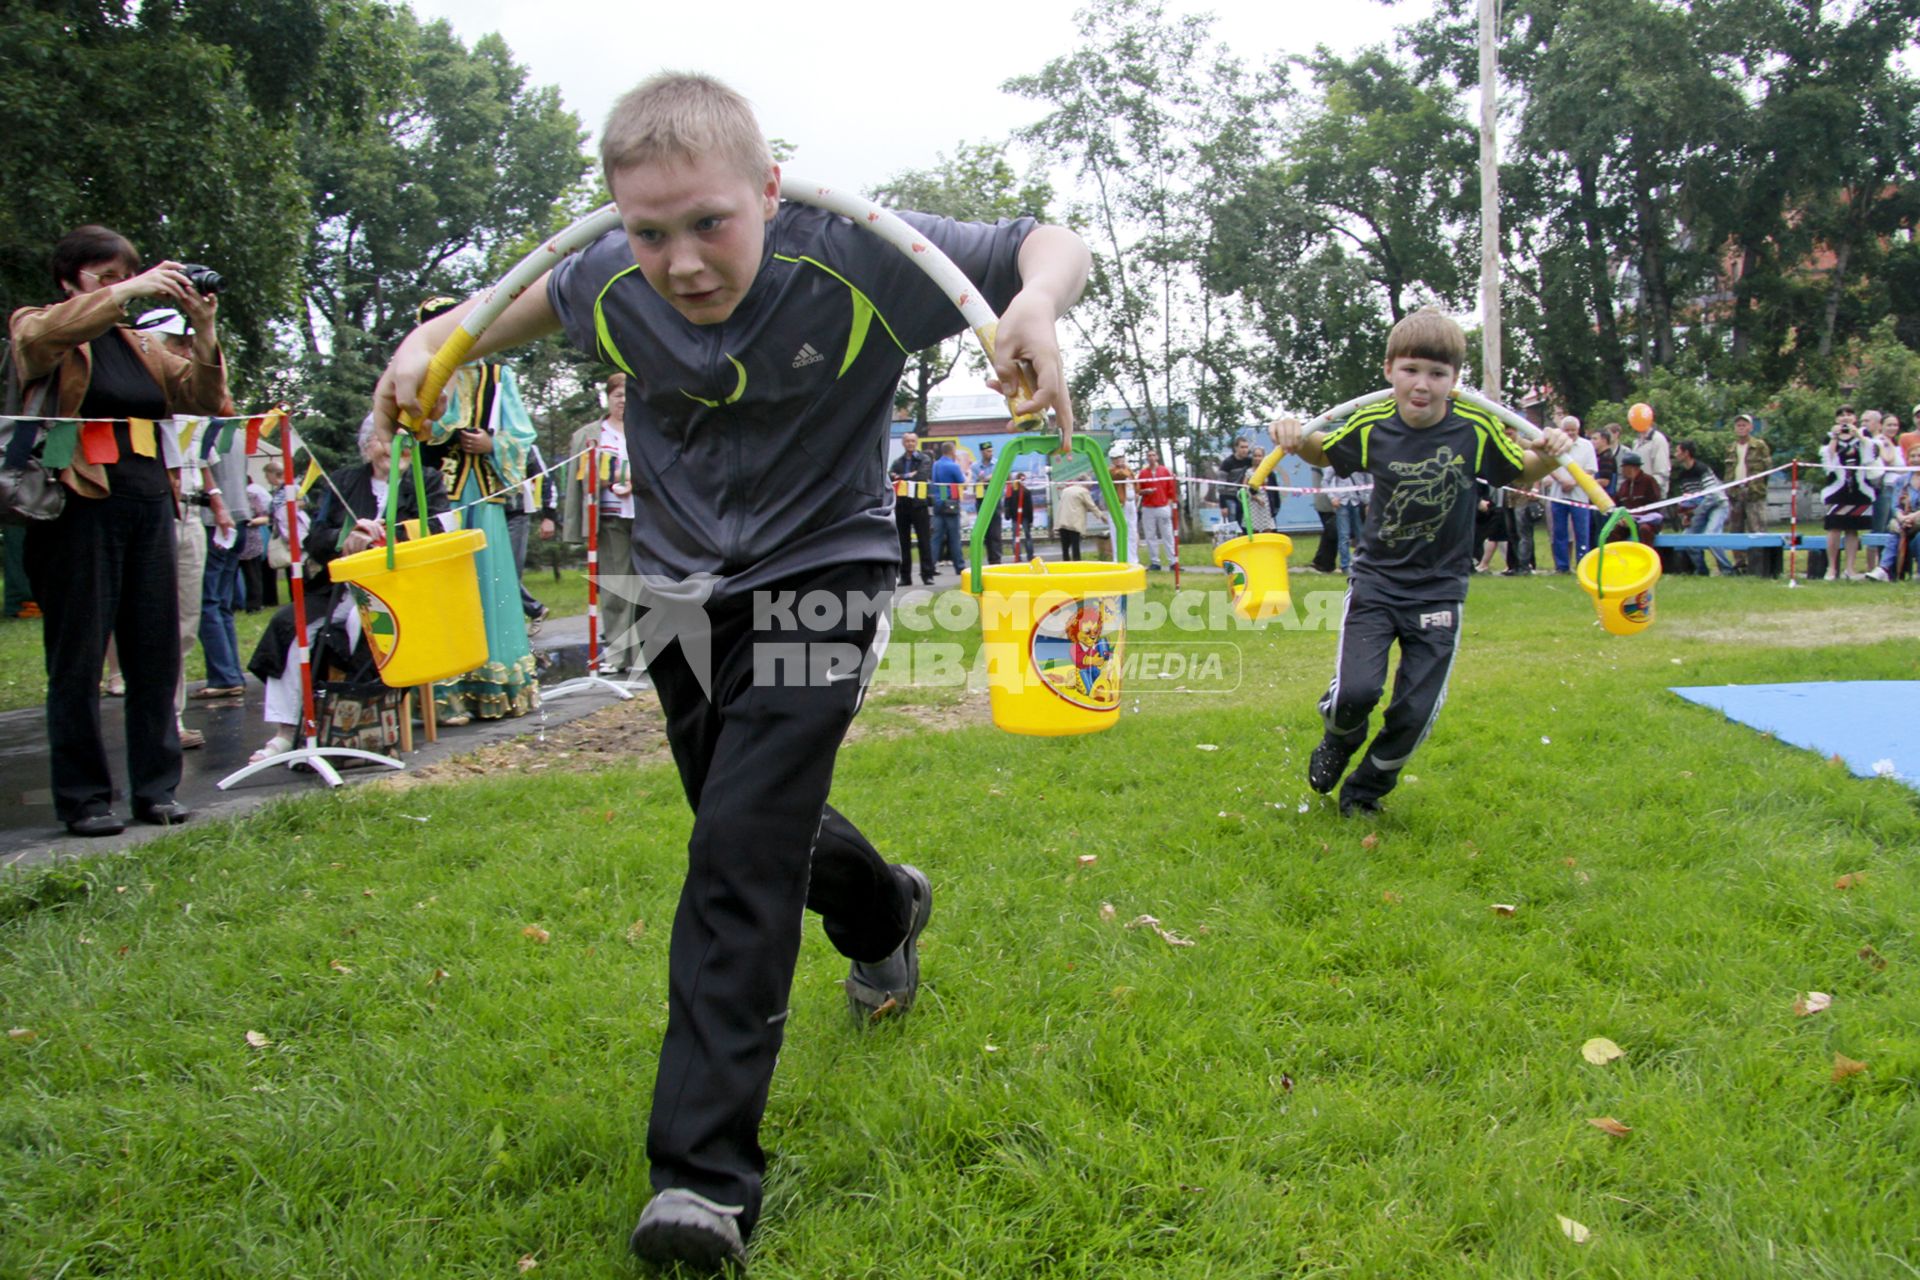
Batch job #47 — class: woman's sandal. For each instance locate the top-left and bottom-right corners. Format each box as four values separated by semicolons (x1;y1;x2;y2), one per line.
102;675;127;697
249;735;294;765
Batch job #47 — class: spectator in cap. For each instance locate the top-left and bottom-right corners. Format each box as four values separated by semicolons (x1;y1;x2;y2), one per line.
1608;451;1665;544
1724;413;1772;572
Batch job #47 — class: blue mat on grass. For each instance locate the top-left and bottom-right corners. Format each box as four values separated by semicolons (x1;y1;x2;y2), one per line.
1670;681;1920;790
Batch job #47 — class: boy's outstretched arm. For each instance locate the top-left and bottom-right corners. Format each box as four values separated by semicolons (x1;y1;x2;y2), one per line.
1514;425;1575;486
988;225;1092;438
1269;415;1330;468
371;275;564;441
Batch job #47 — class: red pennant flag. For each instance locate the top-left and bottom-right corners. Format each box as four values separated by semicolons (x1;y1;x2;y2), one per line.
244;415;264;457
80;420;119;465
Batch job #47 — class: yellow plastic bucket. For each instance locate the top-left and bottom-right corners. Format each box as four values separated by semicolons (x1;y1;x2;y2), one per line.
328;528;489;686
1577;540;1661;636
980;561;1148;735
1212;532;1294;622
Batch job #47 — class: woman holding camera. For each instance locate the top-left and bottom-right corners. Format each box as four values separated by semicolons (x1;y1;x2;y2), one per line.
1820;410;1882;581
6;225;230;835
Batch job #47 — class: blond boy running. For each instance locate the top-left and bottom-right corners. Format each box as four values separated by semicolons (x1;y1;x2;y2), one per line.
377;74;1089;1272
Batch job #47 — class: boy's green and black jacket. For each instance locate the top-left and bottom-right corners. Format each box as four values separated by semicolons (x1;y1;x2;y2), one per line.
549;205;1035;604
1323;400;1526;607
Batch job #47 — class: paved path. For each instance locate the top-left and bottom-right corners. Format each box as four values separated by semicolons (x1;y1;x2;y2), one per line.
1;615;644;871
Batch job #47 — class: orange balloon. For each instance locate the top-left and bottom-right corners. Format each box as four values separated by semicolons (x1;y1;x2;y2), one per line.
1628;402;1654;433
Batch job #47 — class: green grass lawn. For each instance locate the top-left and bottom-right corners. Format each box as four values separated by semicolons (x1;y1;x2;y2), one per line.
4;568;1920;1277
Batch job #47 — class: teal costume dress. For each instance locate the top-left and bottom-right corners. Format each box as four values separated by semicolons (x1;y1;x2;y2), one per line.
428;363;538;720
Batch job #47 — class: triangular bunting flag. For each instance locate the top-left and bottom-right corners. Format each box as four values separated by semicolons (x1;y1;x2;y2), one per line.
216;419;238;453
80;421;119;465
298;456;325;498
41;421;78;470
3;420;41;469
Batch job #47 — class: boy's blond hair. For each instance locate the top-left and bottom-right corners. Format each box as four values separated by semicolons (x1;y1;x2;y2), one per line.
1384;309;1467;372
601;73;772;186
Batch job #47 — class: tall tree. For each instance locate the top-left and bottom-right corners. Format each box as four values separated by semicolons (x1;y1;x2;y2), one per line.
870;141;1053;429
0;0;331;397
293;11;590;455
1211;46;1477;411
1005;0;1283;471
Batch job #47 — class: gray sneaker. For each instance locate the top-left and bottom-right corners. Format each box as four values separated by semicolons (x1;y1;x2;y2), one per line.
629;1188;748;1273
845;864;932;1019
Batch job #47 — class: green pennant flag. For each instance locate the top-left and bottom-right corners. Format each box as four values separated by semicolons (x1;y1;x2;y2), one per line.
40;421;79;470
216;418;239;453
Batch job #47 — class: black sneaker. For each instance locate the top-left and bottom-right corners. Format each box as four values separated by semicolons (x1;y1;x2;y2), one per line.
846;864;932;1019
1308;736;1356;794
629;1188;748;1273
1339;793;1384;819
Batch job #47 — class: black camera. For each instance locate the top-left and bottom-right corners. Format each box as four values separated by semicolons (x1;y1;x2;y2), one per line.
186;491;215;507
179;263;225;295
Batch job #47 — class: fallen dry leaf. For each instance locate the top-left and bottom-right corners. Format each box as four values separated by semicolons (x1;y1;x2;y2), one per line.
1382;890;1402;904
328;960;353;975
361;888;375;898
1098;902;1117;923
1587;1117;1632;1138
1279;1073;1294;1093
1125;914;1196;947
521;925;551;945
1562;856;1578;868
626;919;647;943
1076;854;1098;867
1793;992;1833;1018
1556;1214;1592;1244
867;997;899;1022
1361;833;1380;850
517;1255;538;1273
8;1027;37;1043
1194;743;1219;751
1581;1037;1626;1065
245;1030;271;1049
1834;872;1865;890
1832;1053;1869;1082
1858;944;1887;972
1491;903;1518;917
428;967;449;986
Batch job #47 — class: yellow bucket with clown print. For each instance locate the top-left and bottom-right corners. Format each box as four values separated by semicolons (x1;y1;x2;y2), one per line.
1576;539;1661;636
980;561;1147;735
328;526;490;687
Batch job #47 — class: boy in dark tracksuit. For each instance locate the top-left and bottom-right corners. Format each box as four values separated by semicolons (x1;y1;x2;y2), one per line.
1267;311;1571;816
377;74;1090;1273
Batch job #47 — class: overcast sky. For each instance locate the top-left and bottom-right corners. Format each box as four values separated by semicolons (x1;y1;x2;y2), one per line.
407;0;1433;193
403;0;1437;408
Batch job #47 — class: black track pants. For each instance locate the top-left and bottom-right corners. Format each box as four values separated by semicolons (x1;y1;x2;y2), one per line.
1318;590;1464;804
640;562;912;1239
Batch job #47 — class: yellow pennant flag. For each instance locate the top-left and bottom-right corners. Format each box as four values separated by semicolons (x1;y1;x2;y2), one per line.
128;418;158;458
915;482;928;499
298;456;325;498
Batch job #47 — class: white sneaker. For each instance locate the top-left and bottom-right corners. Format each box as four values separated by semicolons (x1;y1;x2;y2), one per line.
1824;569;1839;581
1865;566;1890;582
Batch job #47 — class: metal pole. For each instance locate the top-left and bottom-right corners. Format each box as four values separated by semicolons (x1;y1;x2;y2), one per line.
1479;0;1502;396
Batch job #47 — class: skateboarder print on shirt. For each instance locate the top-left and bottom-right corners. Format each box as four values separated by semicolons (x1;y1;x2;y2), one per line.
1377;445;1469;547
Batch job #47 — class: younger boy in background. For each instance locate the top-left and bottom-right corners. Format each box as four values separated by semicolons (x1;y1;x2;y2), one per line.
1268;311;1570;816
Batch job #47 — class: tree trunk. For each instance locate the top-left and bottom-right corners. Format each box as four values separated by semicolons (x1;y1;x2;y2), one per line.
1575;160;1632;400
1818;237;1853;359
1632;174;1674;368
1729;243;1759;364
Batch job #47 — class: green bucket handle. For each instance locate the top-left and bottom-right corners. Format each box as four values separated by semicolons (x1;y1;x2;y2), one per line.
384;432;433;570
967;433;1128;593
1592;506;1639;601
